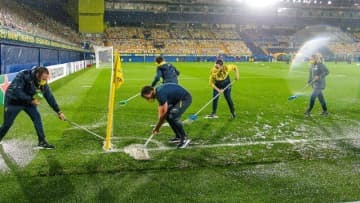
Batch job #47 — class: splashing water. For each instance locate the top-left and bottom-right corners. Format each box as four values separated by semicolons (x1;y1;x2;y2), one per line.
290;36;331;70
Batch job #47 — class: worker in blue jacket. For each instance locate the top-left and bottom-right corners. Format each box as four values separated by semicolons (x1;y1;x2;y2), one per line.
151;56;180;87
0;66;65;149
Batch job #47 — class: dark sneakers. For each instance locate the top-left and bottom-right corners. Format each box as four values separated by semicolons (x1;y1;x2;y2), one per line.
177;139;191;149
304;111;329;117
169;137;181;143
320;111;329;116
204;114;219;119
36;141;55;149
231;112;236;119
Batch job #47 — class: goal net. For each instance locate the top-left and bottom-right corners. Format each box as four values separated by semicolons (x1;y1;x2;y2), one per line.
94;46;113;69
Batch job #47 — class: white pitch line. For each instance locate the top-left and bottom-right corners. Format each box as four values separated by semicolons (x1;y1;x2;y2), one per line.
0;152;10;173
107;136;360;153
0;138;38;171
111;136;165;148
122;77;201;81
118;76;312;81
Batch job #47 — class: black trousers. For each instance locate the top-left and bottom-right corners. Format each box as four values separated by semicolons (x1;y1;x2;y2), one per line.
307;88;327;112
0;102;46;143
166;94;192;141
212;78;235;115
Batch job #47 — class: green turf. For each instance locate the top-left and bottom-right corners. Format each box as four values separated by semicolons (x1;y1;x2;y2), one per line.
0;62;359;202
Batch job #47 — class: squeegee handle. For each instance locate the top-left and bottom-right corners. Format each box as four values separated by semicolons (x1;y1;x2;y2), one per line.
127;93;140;102
193;80;236;116
144;133;155;147
65;118;104;140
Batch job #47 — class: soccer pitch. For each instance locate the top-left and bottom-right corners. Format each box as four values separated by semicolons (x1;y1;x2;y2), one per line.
0;62;359;202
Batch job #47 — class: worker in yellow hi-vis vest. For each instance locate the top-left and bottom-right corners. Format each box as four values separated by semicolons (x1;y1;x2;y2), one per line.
206;59;239;119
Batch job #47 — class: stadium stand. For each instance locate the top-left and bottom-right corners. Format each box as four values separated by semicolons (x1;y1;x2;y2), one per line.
351;32;360;41
168;25;192;39
148;27;170;39
328;42;360;55
222;40;252;56
106;27;140;39
105;25;252;55
162;40;197;55
80;33;106;47
188;27;214;40
1;0;359;62
0;0;80;44
105;23;360;59
212;29;241;40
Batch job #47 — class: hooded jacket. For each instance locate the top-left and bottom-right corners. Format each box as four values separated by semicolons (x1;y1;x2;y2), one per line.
308;62;329;90
151;62;180;87
5;69;60;112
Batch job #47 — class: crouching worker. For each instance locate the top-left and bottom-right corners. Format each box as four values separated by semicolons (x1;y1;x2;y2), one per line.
141;84;192;149
0;66;65;149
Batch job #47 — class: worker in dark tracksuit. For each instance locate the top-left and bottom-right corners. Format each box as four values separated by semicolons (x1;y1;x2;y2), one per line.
304;54;329;117
0;67;65;149
151;56;180;87
207;59;239;119
141;84;192;149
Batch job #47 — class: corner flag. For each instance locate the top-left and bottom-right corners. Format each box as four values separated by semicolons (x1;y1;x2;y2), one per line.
104;50;124;150
114;52;124;88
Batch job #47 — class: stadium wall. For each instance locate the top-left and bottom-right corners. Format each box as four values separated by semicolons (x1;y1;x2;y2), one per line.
0;26;82;51
0;59;92;105
0;41;92;74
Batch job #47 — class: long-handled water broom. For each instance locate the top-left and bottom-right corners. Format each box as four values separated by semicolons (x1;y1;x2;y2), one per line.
38;104;104;140
288;80;314;101
184;80;236;123
64;118;104;140
119;93;140;106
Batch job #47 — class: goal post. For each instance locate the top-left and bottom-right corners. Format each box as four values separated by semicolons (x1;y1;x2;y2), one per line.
93;46;113;69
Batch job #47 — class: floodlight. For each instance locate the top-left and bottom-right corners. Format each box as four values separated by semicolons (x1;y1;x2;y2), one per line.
243;0;281;9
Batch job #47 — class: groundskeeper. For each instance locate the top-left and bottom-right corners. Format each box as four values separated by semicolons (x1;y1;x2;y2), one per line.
0;66;65;149
207;59;239;119
151;56;180;87
141;83;192;148
304;53;329;117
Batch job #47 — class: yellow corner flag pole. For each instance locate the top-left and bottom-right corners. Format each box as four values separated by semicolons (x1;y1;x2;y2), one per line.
104;50;124;150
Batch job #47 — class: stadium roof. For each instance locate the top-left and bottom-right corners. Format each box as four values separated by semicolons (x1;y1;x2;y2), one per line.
106;0;360;8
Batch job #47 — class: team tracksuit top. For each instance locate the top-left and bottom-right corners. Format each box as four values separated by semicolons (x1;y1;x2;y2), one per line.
151;62;180;87
209;64;238;88
5;69;61;113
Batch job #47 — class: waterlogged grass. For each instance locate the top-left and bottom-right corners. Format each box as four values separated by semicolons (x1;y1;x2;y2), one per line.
0;159;359;202
0;62;359;202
